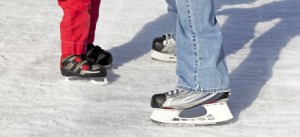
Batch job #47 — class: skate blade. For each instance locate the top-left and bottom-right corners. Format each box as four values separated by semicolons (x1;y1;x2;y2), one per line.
151;50;176;63
150;102;233;126
65;76;108;85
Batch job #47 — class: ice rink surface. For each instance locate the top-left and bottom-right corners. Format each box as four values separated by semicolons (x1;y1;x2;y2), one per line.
0;0;300;137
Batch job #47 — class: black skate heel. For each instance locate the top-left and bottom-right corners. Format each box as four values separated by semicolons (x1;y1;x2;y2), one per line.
86;43;113;68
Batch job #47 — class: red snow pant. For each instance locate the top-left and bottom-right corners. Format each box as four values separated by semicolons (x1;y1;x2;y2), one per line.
58;0;101;59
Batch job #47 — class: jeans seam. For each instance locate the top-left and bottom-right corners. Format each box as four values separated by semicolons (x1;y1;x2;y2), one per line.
186;0;200;89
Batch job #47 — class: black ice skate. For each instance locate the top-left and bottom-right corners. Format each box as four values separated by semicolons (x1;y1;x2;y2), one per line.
150;89;233;125
61;55;108;84
151;34;176;62
86;43;113;68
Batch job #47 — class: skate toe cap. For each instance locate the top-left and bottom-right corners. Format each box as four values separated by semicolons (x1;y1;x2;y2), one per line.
151;94;166;108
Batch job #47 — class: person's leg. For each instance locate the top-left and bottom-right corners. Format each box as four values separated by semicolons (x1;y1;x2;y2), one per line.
58;0;107;78
87;0;101;44
165;0;177;35
175;0;230;92
150;0;233;124
58;0;91;60
83;0;113;67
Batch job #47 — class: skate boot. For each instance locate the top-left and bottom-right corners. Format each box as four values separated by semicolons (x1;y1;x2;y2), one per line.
150;89;233;125
86;43;113;68
61;55;107;84
151;34;176;62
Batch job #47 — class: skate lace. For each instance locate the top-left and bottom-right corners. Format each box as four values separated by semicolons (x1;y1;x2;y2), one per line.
166;89;183;96
163;34;176;46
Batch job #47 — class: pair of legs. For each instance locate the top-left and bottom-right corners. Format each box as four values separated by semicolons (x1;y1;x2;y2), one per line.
168;0;230;93
152;0;230;110
150;0;233;124
58;0;112;78
58;0;100;58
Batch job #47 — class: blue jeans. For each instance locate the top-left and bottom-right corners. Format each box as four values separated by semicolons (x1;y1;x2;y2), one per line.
166;0;230;93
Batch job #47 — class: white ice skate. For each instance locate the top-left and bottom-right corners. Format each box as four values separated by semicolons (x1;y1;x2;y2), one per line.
151;34;176;62
150;90;233;125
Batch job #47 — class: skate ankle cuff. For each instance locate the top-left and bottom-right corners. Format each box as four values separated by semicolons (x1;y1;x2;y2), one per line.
176;86;231;93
